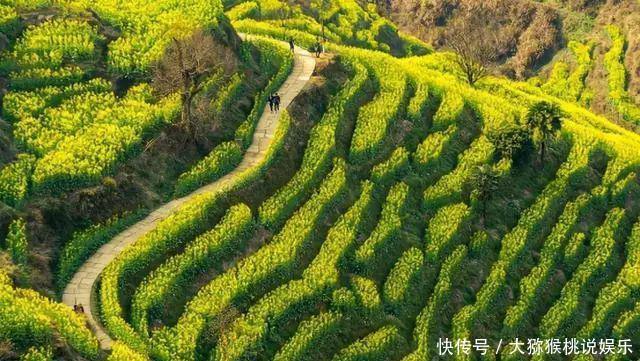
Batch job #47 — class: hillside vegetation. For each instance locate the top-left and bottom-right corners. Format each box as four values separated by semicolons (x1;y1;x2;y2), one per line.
1;0;640;360
385;0;640;127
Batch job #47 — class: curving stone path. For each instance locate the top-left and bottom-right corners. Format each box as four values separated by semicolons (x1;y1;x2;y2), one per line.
61;39;316;350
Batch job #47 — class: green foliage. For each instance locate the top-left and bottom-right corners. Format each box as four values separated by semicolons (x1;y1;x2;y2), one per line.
227;1;259;20
56;211;145;291
258;58;368;230
273;312;344;361
175;142;243;196
0;274;99;358
354;182;409;275
332;325;407;361
349;276;383;321
423;136;494;211
82;0;223;75
0;4;19;36
603;25;640;125
0;154;36;206
452;142;594;345
347;50;409;164
424;203;471;265
152;157;347;361
524;101;563;162
539;208;629;339
1;19;100;79
468;164;499;215
131;204;254;337
6;218;28;265
108;342;150;361
101;110;292;354
487;125;531;162
431;91;465;132
370;147;410;186
19;346;53;361
382;247;425;316
409;246;467;360
541;41;593;104
502;192;599;336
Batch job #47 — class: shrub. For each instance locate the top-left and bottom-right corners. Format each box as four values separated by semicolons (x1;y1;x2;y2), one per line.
0;154;36;206
487;125;531;163
6;218;28;265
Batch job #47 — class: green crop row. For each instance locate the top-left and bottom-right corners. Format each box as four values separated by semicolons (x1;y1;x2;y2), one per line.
382;247;425;316
0;272;99;358
537;208;629;341
502;189;605;337
353;181;409;275
603;26;640;125
30;85;180;193
332;324;407;361
6;217;28;264
609;301;640;361
56;210;146;291
408;245;467;360
370;147;410;186
0;4;19;35
424;202;472;265
339;276;384;321
0;153;35;206
451;142;594;352
215;181;377;361
405;81;437;123
152;158;347;361
541;41;593;104
345;49;409;164
19;346;53;361
131;204;255;337
258;58;369;230
3;78;112;122
107;342;150;361
1;18;100;75
273;311;345;361
412;124;468;180
174;141;244;197
99;110;291;354
431;90;465;132
423;136;493;212
67;0;224;75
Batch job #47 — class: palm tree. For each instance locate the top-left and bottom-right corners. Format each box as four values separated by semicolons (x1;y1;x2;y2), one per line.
525;101;563;164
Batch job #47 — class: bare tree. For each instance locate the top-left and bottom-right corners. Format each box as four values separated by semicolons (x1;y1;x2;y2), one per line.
153;30;236;136
444;4;500;86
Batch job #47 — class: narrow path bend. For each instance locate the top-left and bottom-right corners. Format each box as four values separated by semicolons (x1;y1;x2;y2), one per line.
62;40;316;350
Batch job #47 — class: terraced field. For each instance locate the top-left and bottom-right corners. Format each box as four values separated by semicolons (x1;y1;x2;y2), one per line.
2;0;640;361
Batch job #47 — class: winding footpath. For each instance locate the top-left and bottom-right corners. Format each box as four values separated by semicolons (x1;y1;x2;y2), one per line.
61;40;316;350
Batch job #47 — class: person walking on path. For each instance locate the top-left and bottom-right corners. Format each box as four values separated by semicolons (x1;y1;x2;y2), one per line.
314;39;322;58
268;93;275;112
289;38;295;53
273;93;281;112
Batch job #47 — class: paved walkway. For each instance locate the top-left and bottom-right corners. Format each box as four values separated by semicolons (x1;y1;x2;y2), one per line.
61;40;316;350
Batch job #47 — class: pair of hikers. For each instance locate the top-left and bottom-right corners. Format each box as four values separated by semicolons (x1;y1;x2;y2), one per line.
268;93;281;112
289;37;324;58
73;303;85;314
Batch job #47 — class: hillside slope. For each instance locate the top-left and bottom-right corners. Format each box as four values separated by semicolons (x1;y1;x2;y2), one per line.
2;0;640;360
386;0;640;104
